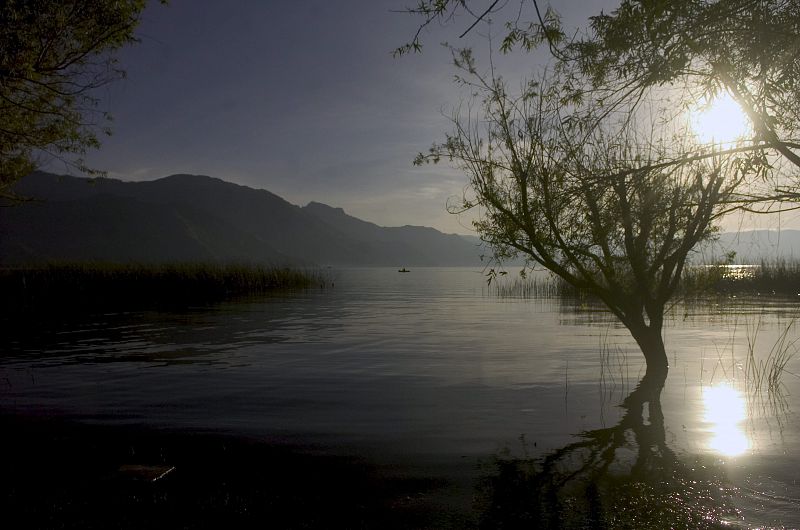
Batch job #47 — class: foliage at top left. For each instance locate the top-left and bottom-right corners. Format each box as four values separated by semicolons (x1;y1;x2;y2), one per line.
0;0;152;199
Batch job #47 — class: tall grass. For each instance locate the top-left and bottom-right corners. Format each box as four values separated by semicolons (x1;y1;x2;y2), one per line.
698;312;798;431
743;315;799;396
487;272;579;299
597;327;638;419
490;259;800;299
1;262;321;313
681;259;800;297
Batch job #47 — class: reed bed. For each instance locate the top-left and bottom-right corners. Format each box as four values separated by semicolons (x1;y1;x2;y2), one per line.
680;259;800;297
487;272;578;299
489;259;800;300
1;262;320;313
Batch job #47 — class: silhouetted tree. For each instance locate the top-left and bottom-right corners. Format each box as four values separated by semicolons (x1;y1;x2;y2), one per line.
569;0;800;180
417;54;751;371
402;0;800;369
397;0;800;188
0;0;153;199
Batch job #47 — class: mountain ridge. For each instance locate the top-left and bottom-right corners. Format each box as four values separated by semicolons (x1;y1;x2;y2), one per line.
1;172;485;267
4;172;799;267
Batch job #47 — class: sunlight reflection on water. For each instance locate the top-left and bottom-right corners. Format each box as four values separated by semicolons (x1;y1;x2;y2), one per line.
703;384;749;457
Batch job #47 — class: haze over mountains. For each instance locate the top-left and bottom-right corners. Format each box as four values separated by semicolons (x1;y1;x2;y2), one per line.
1;172;487;266
697;230;800;263
3;172;800;267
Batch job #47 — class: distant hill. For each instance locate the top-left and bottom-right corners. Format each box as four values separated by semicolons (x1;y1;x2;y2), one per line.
0;172;486;267
7;172;792;268
302;201;483;266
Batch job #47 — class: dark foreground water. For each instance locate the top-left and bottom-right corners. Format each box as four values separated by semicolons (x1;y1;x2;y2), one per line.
3;267;800;528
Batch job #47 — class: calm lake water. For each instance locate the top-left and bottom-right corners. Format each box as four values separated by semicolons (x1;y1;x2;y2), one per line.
3;267;800;527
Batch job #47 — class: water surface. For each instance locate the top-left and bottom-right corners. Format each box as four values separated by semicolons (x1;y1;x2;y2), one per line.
2;267;800;527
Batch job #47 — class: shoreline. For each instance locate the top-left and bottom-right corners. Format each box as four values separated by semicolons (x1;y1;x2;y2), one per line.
0;412;477;529
0;262;322;314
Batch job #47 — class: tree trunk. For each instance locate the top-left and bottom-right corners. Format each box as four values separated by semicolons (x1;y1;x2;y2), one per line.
628;322;669;375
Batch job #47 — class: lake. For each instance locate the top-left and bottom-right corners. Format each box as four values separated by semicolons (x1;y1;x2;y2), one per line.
3;267;800;527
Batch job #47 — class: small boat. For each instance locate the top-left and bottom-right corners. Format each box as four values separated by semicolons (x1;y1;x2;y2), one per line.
398;268;410;273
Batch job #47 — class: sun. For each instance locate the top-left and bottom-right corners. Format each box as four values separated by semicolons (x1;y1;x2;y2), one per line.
690;91;752;145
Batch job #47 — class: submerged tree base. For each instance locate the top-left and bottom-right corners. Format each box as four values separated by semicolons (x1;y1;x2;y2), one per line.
0;262;321;313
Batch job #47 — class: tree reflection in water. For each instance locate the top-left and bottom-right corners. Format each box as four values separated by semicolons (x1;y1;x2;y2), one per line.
477;369;742;529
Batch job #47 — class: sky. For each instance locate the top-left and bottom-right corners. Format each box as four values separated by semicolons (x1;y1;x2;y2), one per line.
40;0;607;235
44;0;797;235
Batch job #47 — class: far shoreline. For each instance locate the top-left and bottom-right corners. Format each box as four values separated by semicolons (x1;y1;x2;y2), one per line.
0;262;324;314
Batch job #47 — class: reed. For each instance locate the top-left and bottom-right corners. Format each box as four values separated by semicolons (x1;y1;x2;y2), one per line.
0;262;320;313
699;312;798;430
487;272;579;299
743;315;798;396
680;259;800;297
491;259;800;300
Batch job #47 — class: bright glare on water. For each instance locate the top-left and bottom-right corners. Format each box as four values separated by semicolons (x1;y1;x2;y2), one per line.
703;384;749;457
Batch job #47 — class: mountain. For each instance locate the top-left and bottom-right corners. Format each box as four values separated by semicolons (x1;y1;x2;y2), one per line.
0;172;485;266
301;201;484;265
5;172;798;267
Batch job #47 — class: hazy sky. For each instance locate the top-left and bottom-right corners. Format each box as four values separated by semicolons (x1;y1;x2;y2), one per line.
37;0;605;234
46;0;796;234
